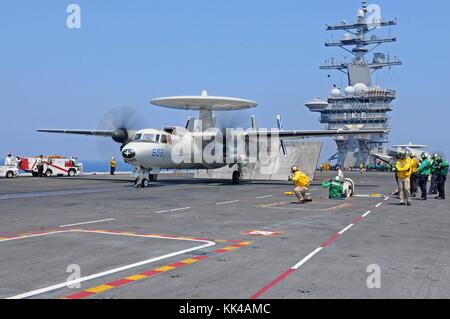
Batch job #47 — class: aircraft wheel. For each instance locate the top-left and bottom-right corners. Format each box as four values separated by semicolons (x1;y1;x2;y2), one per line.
232;171;241;185
149;174;158;182
141;179;149;188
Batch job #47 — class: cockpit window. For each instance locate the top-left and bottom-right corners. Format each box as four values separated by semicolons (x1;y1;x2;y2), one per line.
142;133;157;142
133;133;142;141
160;135;168;144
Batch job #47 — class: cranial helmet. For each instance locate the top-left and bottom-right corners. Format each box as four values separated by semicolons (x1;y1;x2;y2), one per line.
421;153;427;160
334;176;341;182
291;166;299;172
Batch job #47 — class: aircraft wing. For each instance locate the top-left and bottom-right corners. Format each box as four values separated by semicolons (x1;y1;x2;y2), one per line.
37;129;115;137
246;129;388;139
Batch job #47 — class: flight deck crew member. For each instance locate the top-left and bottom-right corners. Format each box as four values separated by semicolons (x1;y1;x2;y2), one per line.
429;154;439;195
289;166;312;204
395;152;413;206
322;176;345;199
110;157;117;175
410;154;420;197
5;153;15;166
36;155;44;177
417;153;431;200
435;157;449;200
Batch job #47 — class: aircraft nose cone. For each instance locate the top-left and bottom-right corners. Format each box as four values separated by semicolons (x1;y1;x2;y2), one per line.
122;149;136;159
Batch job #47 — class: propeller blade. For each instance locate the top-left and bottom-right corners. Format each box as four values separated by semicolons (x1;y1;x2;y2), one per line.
277;115;288;158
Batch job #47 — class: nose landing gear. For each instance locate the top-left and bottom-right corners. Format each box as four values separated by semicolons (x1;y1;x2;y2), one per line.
133;167;159;188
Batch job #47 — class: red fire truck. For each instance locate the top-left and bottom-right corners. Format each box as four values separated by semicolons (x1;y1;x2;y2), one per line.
19;156;83;177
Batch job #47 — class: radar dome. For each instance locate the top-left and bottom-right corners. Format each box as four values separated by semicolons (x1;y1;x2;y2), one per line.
354;83;368;94
345;86;356;96
331;88;341;97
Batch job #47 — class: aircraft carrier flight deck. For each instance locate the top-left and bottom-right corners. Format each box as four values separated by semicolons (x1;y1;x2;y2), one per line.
1;172;449;299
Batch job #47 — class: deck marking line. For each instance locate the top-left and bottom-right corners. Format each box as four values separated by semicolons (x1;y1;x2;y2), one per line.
59;219;115;228
169;207;191;212
250;190;396;299
321;233;341;248
6;230;215;299
250;269;296;300
362;210;372;218
63;241;251;299
256;195;273;199
338;224;354;235
292;247;323;270
216;200;240;205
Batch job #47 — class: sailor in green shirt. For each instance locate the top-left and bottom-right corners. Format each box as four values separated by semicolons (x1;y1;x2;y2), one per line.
429;154;439;195
417;153;431;200
322;176;345;200
435;157;449;200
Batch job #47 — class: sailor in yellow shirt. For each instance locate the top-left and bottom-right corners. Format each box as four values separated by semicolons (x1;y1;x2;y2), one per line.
110;157;117;175
409;154;420;197
395;152;413;206
289;166;312;204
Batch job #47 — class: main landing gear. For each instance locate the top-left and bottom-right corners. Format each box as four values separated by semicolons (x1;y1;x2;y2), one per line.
231;164;243;185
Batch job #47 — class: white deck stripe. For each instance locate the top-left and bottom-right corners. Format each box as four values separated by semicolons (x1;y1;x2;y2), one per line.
376;203;383;208
362;210;372;218
59;218;115;228
169;207;191;212
338;224;354;235
216;200;239;205
256;195;273;199
291;247;323;270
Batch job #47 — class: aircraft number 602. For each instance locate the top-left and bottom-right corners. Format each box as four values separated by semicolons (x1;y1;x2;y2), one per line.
152;149;165;157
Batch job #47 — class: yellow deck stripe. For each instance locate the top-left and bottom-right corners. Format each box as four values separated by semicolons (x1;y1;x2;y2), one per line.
126;274;148;281
86;285;114;293
180;258;200;265
238;242;253;246
155;266;176;272
222;246;238;251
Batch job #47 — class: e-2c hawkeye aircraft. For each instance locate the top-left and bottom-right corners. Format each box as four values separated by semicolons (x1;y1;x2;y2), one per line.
39;91;387;187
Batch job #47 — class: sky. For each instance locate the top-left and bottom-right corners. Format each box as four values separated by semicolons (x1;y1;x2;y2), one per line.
1;0;449;162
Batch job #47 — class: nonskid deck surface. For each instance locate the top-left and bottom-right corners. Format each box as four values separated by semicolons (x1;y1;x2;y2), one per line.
0;172;449;299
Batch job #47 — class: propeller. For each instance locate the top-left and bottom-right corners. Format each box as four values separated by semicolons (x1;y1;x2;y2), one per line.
96;106;146;159
277;115;288;158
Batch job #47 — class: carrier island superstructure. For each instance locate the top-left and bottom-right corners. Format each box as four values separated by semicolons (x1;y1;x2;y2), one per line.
305;1;402;168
